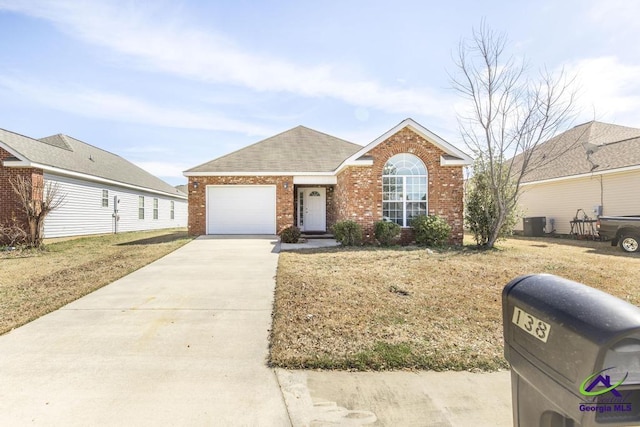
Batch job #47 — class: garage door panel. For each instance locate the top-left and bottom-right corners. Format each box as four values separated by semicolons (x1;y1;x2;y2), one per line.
207;186;276;234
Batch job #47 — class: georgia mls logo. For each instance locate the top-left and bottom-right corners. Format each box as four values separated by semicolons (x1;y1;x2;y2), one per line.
580;367;628;397
579;367;634;415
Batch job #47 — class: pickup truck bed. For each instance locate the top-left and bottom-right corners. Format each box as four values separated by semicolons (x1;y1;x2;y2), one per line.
597;215;640;253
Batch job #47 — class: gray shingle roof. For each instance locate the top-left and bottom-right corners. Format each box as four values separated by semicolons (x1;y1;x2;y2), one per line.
0;129;185;198
515;121;640;183
185;125;363;173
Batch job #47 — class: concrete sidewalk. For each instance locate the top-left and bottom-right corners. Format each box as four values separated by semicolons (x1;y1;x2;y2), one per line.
278;370;512;426
0;236;290;426
0;236;512;426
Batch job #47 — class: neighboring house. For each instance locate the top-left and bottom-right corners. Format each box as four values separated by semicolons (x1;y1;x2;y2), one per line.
183;118;473;244
0;129;187;239
513;121;640;235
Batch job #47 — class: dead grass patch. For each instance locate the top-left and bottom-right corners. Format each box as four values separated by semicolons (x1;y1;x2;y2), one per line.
270;235;640;371
0;229;192;335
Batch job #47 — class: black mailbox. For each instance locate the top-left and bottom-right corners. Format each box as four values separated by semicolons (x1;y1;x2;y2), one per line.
503;274;640;426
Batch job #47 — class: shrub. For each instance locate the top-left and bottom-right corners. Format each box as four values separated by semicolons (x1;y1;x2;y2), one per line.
374;221;401;246
0;217;27;248
410;215;451;247
465;165;518;246
279;226;301;243
332;220;363;246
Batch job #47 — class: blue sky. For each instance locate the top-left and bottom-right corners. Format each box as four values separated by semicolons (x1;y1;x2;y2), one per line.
1;0;639;185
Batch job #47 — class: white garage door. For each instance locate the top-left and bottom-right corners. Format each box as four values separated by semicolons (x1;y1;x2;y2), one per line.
207;185;276;234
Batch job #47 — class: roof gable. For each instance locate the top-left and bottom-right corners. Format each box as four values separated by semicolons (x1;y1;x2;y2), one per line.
517;121;640;183
0;129;184;198
339;118;473;169
184;125;362;174
40;134;74;151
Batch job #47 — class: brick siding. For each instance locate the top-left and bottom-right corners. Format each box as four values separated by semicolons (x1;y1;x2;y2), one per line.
337;128;465;244
335;165;376;240
0;148;44;241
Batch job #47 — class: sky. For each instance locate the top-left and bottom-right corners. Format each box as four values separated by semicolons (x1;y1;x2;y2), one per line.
1;0;639;186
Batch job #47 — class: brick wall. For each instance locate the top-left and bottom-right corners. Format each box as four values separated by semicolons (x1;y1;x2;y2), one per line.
335;165;376;240
187;175;294;235
0;148;44;240
337;128;465;245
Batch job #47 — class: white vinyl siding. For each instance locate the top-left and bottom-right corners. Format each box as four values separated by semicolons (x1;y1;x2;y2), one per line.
206;185;276;234
43;173;187;238
516;169;640;234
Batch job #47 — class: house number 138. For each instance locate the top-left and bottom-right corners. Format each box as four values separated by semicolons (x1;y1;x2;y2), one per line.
512;306;551;343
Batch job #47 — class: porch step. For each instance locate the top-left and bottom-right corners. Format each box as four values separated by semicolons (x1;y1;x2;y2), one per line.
301;233;335;239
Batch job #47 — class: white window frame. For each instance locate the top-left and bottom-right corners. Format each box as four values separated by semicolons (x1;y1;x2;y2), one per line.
138;196;145;220
382;153;428;227
101;189;109;207
170;201;175;220
153;198;159;220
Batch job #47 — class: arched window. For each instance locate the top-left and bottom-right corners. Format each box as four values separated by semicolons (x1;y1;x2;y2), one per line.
382;153;427;226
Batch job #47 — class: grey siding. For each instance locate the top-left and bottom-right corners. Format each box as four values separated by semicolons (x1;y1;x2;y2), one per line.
43;173;187;238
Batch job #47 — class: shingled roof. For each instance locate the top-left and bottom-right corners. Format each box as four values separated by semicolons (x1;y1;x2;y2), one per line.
0;129;185;198
517;121;640;183
185;125;363;173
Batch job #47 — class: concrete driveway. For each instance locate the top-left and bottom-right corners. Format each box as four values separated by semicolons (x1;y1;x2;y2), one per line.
0;236;512;426
0;236;290;426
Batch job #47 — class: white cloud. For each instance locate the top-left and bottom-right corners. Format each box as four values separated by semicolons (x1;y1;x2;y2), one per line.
0;75;273;135
565;56;640;125
587;0;640;31
0;0;452;119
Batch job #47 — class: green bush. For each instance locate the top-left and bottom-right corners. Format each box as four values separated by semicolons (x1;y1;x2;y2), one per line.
410;215;451;247
465;164;518;246
279;226;301;243
332;220;363;246
374;221;401;246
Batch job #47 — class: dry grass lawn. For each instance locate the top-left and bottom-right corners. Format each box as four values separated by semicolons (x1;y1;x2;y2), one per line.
0;229;193;335
270;235;640;371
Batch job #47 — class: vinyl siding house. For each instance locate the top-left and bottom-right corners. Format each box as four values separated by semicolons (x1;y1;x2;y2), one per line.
184;118;472;244
513;121;640;235
0;129;187;239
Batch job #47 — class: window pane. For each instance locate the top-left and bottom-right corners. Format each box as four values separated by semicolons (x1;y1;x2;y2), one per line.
406;177;427;201
383;202;403;226
383;176;403;201
139;196;144;219
382;153;428;226
406;202;427;223
383;153;427;176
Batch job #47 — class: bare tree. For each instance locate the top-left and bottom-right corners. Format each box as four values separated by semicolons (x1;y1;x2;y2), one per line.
9;175;65;248
451;22;577;248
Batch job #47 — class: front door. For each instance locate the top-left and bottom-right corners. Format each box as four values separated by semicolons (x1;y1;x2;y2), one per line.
299;188;326;232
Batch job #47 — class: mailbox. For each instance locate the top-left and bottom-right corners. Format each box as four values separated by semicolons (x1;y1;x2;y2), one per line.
503;274;640;426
